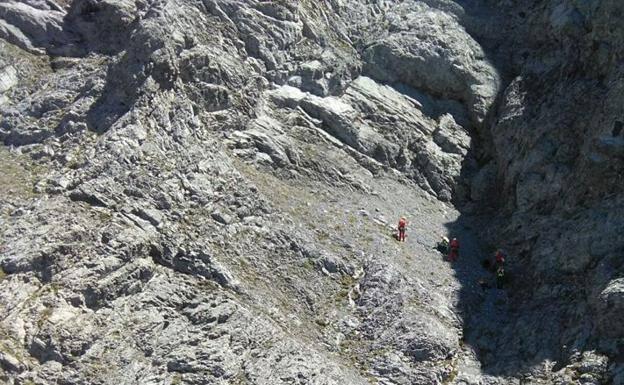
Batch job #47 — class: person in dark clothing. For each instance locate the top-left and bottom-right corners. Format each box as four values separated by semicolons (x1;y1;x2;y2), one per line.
448;238;459;262
496;266;506;289
495;249;507;288
437;237;450;255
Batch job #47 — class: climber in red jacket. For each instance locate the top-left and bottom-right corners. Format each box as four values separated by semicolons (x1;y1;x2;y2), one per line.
397;217;407;242
495;250;505;267
448;238;459;261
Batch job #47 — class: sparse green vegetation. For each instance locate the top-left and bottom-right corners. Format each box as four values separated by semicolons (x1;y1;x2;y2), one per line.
96;209;113;223
230;371;251;385
339;274;354;287
442;353;459;385
443;364;459;385
0;146;42;201
336;289;349;301
303;258;315;270
316;229;330;241
0;338;21;361
38;306;53;328
49;282;61;295
361;234;374;244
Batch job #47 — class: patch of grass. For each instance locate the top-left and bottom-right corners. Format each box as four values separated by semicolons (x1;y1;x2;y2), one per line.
96;209;113;223
336;289;349;301
0;339;20;360
443;364;459;385
338;337;380;382
0;40;51;85
230;371;250;385
171;373;182;385
316;229;330;241
361;234;374;244
339;274;355;287
301;143;320;160
49;282;61;295
38;306;53;328
302;259;315;270
0;267;6;281
441;353;459;385
407;296;421;308
0;146;41;200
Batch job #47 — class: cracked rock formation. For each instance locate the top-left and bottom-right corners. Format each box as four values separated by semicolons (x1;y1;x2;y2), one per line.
0;1;622;384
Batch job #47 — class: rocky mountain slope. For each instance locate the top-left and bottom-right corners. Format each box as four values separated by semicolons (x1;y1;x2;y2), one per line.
0;0;622;384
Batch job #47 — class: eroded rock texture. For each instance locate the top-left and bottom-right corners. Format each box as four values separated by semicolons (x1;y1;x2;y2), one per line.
0;1;621;384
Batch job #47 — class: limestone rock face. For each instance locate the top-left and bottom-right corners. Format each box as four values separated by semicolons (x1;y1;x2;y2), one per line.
0;0;622;384
454;0;624;381
0;1;65;53
360;2;500;126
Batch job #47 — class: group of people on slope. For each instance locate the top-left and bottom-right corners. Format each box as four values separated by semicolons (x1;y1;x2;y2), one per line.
435;236;460;262
397;217;508;289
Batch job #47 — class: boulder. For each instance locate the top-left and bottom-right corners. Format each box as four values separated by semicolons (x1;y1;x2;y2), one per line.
0;65;18;93
361;3;500;125
0;351;24;373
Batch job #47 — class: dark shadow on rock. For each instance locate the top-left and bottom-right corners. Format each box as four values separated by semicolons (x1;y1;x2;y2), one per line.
86;51;181;132
442;97;611;379
55;0;141;57
56;1;153;132
390;82;472;128
85;53;142;133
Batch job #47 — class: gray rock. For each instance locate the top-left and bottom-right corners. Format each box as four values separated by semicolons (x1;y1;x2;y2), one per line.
0;0;622;384
0;351;24;373
361;2;500;125
0;65;18;93
0;1;65;51
470;162;497;203
595;278;624;338
211;211;233;225
613;364;624;385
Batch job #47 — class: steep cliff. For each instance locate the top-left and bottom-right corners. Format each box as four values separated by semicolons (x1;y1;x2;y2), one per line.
0;1;622;384
457;0;624;381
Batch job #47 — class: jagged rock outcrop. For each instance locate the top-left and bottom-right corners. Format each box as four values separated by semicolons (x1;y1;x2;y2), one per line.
360;2;500;126
0;0;622;384
454;0;624;382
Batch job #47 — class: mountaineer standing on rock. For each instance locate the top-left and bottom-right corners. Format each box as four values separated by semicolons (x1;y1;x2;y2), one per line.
397;217;407;242
495;250;506;288
496;265;506;289
448;238;460;262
